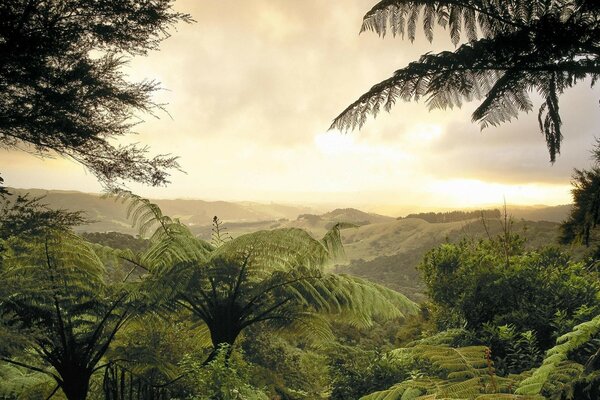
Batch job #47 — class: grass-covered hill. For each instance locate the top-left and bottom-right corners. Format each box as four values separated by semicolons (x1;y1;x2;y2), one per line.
338;218;566;302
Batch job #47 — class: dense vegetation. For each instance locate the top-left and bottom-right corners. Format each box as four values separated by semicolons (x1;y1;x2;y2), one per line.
2;189;600;399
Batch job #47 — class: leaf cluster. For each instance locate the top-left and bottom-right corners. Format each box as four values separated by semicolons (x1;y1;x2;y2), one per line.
332;0;600;161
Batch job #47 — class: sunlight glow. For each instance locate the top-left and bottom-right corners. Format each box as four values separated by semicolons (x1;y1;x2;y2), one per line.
427;179;572;207
405;123;443;144
314;132;355;155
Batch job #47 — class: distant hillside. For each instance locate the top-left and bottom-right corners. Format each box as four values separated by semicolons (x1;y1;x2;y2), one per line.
507;204;572;223
337;218;567;302
320;208;394;225
6;188;318;233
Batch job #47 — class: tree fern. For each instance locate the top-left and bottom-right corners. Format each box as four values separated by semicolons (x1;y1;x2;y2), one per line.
114;192;419;360
0;218;136;400
332;0;600;162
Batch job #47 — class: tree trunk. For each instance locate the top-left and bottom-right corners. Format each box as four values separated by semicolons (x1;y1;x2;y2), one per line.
60;371;91;400
205;321;241;364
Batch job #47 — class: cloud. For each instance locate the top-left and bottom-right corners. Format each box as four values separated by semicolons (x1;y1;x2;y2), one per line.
2;0;598;209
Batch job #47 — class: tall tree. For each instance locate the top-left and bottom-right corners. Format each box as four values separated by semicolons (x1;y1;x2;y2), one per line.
0;0;192;187
331;0;600;162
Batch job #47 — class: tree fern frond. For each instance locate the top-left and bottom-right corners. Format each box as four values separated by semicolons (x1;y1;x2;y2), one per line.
334;0;600;162
360;0;527;43
109;189;174;238
516;314;600;395
321;222;358;263
211;228;331;272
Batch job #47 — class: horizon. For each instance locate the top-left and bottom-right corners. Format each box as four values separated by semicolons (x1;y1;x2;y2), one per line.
7;185;571;219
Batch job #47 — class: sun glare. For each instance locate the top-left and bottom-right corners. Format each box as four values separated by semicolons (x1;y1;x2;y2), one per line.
405;123;443;144
314;132;355;155
428;179;572;207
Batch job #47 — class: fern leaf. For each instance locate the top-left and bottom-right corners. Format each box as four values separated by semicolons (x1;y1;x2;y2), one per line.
516;314;600;395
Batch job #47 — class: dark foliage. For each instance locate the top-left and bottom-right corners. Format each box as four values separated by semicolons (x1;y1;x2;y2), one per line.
401;209;501;223
0;0;192;187
0;194;86;240
81;231;149;253
331;0;600;162
561;142;600;247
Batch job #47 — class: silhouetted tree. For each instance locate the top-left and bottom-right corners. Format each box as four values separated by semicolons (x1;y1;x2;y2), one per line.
561;141;600;246
0;0;192;187
331;0;600;162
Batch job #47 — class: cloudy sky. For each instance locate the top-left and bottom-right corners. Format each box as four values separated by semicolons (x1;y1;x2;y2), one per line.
2;0;599;214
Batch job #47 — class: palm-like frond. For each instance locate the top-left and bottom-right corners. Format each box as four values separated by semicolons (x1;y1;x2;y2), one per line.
360;0;547;43
361;344;542;400
332;0;600;162
516;313;600;396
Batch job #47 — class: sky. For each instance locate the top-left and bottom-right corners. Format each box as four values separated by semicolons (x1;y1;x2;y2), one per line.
2;0;599;215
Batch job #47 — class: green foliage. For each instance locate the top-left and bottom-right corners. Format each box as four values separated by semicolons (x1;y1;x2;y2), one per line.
242;330;330;399
360;345;531;400
418;236;600;351
180;344;268;400
327;342;413;400
0;364;55;400
331;0;600;161
517;314;600;396
481;325;542;375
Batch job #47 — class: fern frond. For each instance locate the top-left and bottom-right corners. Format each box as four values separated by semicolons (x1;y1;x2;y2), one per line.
334;0;600;162
516;314;600;395
361;344;541;400
211;228;331;272
321;222;358;263
109;189;175;238
360;0;531;43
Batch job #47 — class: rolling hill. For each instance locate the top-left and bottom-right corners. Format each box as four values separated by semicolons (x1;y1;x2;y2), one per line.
5;188;319;233
6;188;576;302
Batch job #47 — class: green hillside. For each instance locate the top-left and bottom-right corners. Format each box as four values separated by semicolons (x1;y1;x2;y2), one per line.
338;218;568;302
